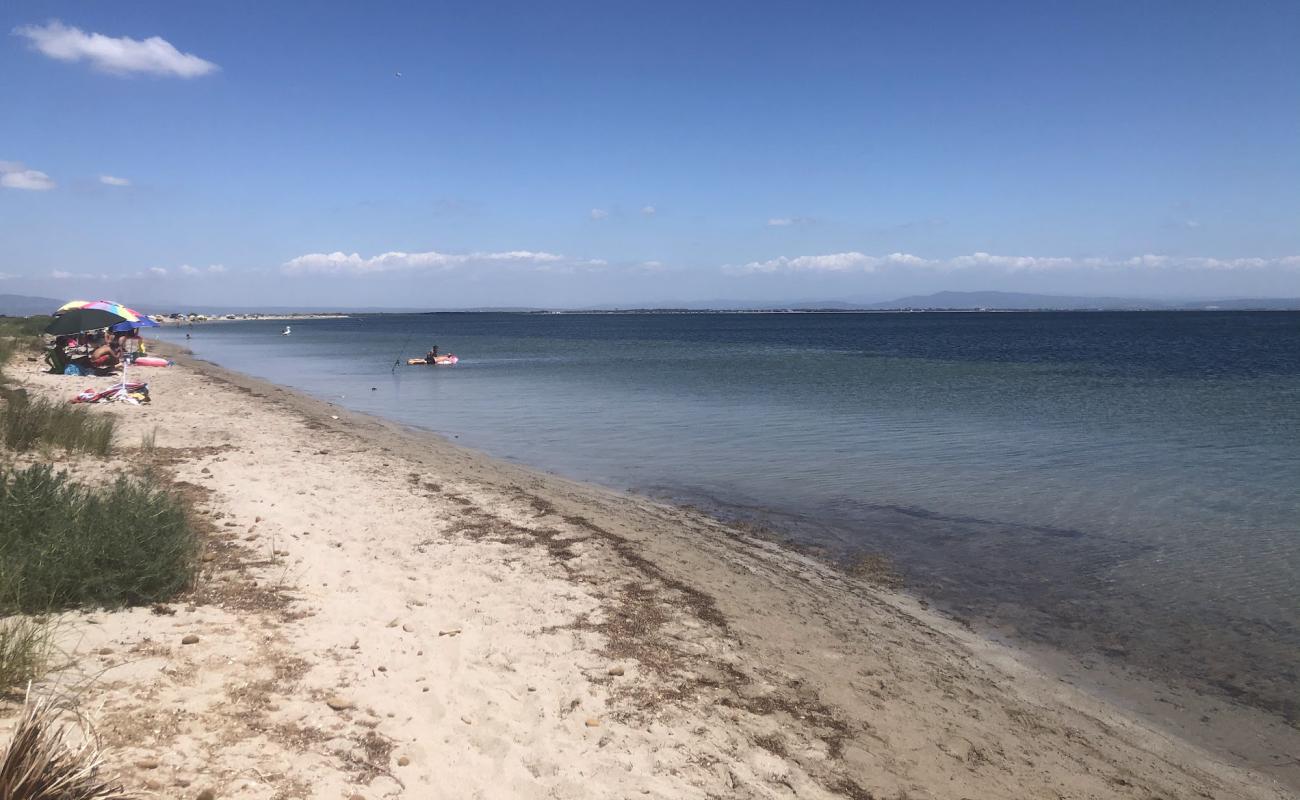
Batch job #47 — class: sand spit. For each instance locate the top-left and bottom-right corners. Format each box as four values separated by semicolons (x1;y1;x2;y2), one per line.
0;349;1294;800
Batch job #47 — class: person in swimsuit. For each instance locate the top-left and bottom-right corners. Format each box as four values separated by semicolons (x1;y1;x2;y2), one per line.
425;344;439;363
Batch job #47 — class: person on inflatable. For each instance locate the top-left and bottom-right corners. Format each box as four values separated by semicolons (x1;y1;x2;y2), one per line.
425;344;439;364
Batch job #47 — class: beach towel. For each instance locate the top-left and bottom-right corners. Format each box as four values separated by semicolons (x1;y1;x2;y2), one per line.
71;382;150;404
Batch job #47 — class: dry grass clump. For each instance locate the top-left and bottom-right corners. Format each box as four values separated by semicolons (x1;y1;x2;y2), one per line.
1;398;115;457
0;693;132;800
0;619;54;696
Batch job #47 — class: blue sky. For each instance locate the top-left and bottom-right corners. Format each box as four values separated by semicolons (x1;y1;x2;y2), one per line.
2;0;1299;308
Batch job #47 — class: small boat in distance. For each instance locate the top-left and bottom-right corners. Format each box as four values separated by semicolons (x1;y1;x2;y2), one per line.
281;325;291;336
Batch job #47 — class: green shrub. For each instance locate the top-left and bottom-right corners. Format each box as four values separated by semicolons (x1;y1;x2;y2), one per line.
0;316;52;338
0;464;198;613
0;617;53;694
1;397;115;456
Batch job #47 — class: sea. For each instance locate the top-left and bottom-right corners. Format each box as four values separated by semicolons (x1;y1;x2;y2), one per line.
154;311;1299;756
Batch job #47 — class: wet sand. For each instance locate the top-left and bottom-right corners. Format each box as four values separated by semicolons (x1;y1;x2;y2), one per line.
0;346;1295;799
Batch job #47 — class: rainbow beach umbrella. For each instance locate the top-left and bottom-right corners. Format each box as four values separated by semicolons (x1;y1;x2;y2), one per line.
46;299;159;335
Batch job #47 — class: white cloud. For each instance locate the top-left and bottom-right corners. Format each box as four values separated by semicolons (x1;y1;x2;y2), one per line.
282;249;566;275
50;270;108;280
727;252;931;275
1186;257;1270;271
160;263;227;277
589;208;608;220
99;174;130;186
641;206;656;216
633;260;674;274
533;259;609;275
948;252;1074;271
0;272;14;280
148;267;167;277
723;251;1300;277
1124;254;1169;268
766;216;814;227
13;20;219;78
0;160;56;190
726;252;883;275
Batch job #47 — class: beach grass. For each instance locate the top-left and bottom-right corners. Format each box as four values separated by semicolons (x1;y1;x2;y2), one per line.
1;397;116;457
0;316;51;380
0;338;16;371
0;617;54;694
0;693;132;799
0;464;198;614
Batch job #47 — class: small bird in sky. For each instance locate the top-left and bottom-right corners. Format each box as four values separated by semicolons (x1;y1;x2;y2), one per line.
395;71;402;78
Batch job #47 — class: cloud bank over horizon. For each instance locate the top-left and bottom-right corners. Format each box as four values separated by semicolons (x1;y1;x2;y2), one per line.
281;249;569;275
724;251;1300;276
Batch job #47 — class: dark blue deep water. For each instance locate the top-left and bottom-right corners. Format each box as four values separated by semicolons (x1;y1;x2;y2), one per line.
155;311;1300;727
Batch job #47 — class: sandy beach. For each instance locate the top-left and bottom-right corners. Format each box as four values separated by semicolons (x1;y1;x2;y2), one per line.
0;347;1294;800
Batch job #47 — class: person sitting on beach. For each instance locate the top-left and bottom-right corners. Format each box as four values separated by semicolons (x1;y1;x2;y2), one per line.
89;336;121;371
46;336;74;373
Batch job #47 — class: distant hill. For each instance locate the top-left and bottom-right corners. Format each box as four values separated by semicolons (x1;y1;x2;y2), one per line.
0;294;61;316
1180;297;1300;310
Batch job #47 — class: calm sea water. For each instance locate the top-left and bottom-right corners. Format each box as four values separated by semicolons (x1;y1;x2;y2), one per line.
155;312;1300;726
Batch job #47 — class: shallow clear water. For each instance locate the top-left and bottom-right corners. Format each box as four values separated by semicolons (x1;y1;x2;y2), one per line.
155;311;1300;723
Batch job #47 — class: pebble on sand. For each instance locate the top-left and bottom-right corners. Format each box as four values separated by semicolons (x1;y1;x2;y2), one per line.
397;756;410;766
326;695;355;711
196;790;216;800
585;718;601;727
181;634;200;645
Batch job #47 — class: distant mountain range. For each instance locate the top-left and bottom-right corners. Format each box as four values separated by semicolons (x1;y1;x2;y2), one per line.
0;294;63;316
3;290;1300;316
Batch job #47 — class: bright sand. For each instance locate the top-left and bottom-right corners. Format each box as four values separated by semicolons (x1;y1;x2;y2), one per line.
1;349;1295;800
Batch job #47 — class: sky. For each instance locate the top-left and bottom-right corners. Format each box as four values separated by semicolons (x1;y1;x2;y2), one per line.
2;0;1299;309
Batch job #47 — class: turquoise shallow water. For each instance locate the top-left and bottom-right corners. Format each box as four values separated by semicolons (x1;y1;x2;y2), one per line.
154;311;1300;724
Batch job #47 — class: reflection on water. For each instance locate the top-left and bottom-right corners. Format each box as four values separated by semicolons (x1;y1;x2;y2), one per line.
157;311;1300;727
